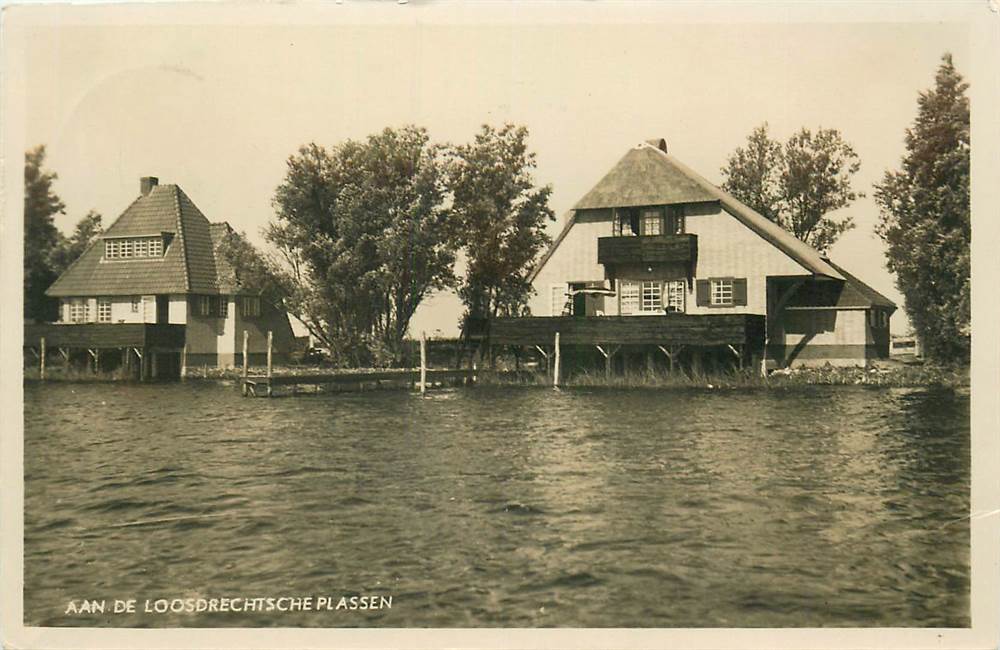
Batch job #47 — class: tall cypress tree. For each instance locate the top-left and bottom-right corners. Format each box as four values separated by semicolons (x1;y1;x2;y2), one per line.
875;53;970;362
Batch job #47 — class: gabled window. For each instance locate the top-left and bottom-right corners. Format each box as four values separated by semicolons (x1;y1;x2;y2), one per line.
641;209;662;236
666;205;685;234
613;208;639;237
105;236;167;260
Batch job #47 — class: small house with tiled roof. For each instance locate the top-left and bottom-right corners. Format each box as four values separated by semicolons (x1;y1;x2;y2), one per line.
42;177;294;373
489;139;895;369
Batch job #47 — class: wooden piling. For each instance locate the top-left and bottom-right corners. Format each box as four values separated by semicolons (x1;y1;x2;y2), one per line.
39;337;46;380
242;330;250;396
266;330;273;397
242;330;249;379
553;332;561;388
180;345;188;379
419;331;427;396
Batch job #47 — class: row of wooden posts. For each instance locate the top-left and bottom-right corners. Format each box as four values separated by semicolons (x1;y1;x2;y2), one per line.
531;332;725;387
32;337;157;380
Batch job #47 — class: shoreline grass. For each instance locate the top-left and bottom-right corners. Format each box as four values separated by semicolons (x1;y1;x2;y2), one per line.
24;360;968;390
475;362;969;390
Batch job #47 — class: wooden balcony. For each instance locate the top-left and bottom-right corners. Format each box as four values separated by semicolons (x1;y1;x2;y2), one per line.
597;234;697;266
23;323;186;350
490;314;764;348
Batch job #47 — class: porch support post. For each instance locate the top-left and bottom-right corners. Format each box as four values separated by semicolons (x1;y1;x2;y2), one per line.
242;329;250;379
596;344;620;379
39;337;46;380
658;344;682;373
534;345;551;377
180;345;188;380
266;330;273;397
419;330;427;396
553;332;561;388
645;348;654;375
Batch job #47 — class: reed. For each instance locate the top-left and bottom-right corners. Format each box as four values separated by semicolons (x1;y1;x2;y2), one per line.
476;363;968;390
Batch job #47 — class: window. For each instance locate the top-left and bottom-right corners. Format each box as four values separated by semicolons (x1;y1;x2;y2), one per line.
551;285;566;316
131;296;141;313
666;206;685;234
69;298;88;323
241;296;261;318
641;281;662;311
103;237;166;260
199;295;212;317
711;279;734;306
665;280;685;313
619;280;640;315
218;297;229;319
641;209;662;236
613;209;638;237
97;298;112;323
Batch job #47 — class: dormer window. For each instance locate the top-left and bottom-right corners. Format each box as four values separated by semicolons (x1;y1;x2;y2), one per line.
105;236;166;260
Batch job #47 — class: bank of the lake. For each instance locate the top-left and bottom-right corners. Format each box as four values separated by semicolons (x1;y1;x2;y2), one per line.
23;361;968;391
24;382;969;627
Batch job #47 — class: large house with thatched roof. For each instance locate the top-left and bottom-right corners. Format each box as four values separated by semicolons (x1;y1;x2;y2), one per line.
33;177;294;378
490;139;895;370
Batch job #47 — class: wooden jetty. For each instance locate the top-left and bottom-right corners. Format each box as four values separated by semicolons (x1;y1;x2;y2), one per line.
241;330;475;397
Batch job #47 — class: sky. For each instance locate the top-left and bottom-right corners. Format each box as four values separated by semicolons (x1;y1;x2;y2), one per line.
20;10;973;336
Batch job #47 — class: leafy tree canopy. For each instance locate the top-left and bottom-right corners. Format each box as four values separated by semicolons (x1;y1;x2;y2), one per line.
875;53;970;362
721;123;862;253
269;126;456;366
448;123;555;326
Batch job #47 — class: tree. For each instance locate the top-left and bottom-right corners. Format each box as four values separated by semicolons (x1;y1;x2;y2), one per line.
269;126;456;366
51;210;103;275
24;146;66;322
721;123;863;253
875;53;970;362
448;124;555;335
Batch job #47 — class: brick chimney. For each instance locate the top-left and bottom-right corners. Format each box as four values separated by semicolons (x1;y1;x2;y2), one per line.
140;176;159;196
645;138;668;153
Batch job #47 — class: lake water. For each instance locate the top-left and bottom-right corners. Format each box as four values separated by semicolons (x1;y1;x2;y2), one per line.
23;381;969;627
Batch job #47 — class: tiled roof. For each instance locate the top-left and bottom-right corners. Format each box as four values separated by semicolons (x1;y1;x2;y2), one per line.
47;184;230;297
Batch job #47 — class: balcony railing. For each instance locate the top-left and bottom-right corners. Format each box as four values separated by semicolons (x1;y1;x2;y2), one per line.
597;234;697;266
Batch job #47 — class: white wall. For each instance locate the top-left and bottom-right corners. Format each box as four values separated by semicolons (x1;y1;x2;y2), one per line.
529;210;613;316
169;295;188;324
530;204;810;317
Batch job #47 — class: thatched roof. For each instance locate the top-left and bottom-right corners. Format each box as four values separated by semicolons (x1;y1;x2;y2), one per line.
566;141;844;280
573;143;716;210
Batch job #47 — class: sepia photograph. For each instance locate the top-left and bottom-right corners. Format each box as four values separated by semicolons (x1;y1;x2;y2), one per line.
2;1;998;648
